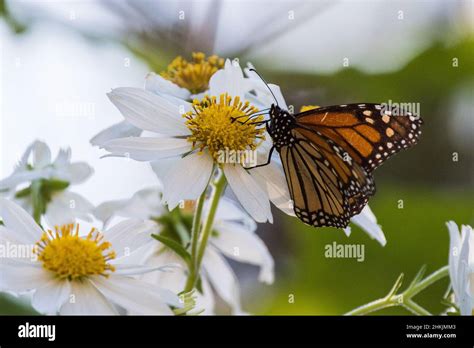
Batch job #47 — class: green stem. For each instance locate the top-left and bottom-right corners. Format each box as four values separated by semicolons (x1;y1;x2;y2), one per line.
403;266;449;299
31;181;43;226
345;297;397;316
195;173;226;270
345;266;449;316
183;189;207;293
403;299;432;316
191;190;207;261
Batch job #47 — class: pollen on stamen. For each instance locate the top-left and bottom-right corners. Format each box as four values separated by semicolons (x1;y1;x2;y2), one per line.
184;93;266;163
160;52;224;94
35;224;116;280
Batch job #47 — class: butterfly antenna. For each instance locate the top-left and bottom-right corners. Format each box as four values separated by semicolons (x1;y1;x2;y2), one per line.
249;68;279;106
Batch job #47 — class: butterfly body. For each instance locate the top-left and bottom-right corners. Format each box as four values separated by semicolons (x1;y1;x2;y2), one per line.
267;105;297;149
265;103;423;228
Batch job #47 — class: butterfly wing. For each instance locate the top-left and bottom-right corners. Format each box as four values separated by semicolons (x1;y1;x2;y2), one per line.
278;127;375;228
295;103;423;172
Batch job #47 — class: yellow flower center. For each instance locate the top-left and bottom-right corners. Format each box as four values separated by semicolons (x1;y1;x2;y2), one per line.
184;94;265;162
160;52;224;94
35;224;116;280
300;105;320;112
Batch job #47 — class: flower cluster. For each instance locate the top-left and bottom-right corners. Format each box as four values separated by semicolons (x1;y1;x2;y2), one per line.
0;141;94;226
0;52;469;316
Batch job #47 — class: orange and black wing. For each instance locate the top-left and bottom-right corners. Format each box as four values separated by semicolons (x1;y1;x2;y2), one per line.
295;103;423;172
279;127;375;228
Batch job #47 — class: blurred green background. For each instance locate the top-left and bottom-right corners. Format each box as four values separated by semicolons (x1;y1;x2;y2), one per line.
1;0;473;315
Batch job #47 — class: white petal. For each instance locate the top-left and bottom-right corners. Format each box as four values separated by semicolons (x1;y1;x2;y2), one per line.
343;227;352;237
447;221;461;289
130;187;165;216
347;205;387;246
223;164;272;223
145;72;191;100
244;63;288;109
103;219;157;258
194;275;215;315
16;141;36;170
268;84;288;110
0;263;52;292
0;198;43;244
0;225;38;257
94;188;165;226
461;225;474;266
113;263;180;276
102;136;191;161
0;168;51;190
107;87;190;136
45;191;94;226
93;199;131;225
32;141;52;168
249;161;294;216
150;157;178;180
215;198;256;231
142;250;214;315
90;120;142;147
32;278;71;314
140;249;187;293
156;152;213;210
52;147;71;167
212;221;274;284
59;279;118;315
202;247;242;313
92;275;180;314
458;227;472;315
62;162;94;184
209;59;249;100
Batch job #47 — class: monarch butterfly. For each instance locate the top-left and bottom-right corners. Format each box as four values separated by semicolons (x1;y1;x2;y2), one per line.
246;71;423;228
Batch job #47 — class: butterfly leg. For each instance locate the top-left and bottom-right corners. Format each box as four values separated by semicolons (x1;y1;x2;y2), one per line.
243;146;274;169
230;109;270;124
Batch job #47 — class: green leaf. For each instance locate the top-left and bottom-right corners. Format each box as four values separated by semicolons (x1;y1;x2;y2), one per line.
14;187;31;198
169;208;191;245
386;273;404;299
195;276;203;294
152;234;192;267
42;179;69;192
407;265;427;290
31;181;46;224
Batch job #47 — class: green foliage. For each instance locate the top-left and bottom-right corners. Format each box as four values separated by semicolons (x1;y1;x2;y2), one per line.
152;233;192;268
256;186;473;315
0;0;27;33
14;178;70;223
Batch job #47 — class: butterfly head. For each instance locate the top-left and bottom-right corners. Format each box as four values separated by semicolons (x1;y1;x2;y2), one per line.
269;104;283;120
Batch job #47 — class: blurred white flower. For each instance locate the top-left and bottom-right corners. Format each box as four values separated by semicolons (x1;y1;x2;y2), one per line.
447;221;473;315
343;206;387;246
90;53;224;147
0;198;180;315
99;58;292;223
94;187;274;314
0;140;94;226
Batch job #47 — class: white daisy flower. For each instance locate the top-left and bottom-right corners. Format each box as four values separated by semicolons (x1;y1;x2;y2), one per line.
90;52;225;146
94;188;274;314
97;56;385;242
100;58;292;223
0;140;94;226
343;206;387;246
0;198;181;315
447;221;473;315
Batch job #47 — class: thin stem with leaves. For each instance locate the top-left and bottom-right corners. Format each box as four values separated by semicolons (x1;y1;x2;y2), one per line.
183;170;226;293
345;265;449;316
